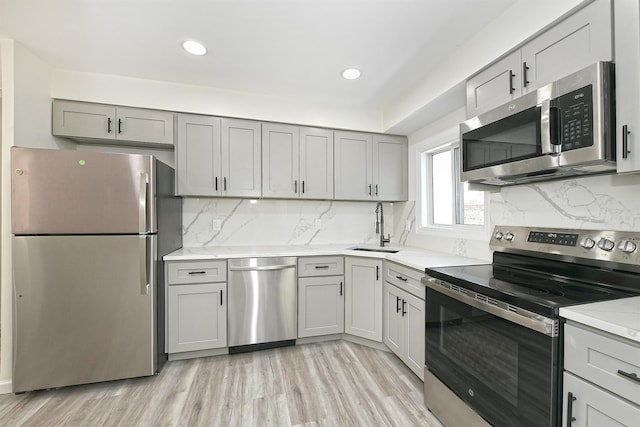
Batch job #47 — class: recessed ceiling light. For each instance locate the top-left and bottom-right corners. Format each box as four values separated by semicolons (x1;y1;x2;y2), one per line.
182;40;207;56
341;68;361;80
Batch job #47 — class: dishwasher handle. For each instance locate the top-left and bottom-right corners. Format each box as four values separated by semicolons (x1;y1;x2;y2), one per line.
228;264;296;272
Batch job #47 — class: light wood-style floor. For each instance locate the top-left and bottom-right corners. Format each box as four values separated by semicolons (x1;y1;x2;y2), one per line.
0;340;443;426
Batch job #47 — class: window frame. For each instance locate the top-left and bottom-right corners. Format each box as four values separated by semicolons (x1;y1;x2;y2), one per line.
415;128;489;239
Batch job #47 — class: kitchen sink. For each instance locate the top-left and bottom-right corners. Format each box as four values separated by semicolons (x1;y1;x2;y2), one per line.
350;247;399;254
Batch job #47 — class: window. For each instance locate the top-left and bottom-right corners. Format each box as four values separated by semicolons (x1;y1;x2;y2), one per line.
419;136;486;233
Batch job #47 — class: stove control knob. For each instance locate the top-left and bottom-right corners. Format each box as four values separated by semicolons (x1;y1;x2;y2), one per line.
504;232;515;241
597;238;615;252
618;240;637;253
579;237;596;249
494;231;504;240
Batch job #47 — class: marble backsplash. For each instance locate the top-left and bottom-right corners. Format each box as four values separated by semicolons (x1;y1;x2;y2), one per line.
182;198;395;247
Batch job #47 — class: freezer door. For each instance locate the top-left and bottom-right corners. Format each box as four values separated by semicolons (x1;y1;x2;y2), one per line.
12;235;157;393
11;147;157;234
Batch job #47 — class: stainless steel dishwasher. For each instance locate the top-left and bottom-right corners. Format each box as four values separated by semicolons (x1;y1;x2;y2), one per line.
227;257;297;351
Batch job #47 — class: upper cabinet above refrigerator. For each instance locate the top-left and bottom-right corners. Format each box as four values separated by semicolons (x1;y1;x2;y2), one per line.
52;100;175;148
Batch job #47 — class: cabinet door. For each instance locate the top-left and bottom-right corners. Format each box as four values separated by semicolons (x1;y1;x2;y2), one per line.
614;0;640;173
262;123;300;198
298;276;345;338
344;257;382;341
167;283;227;353
563;372;640;427
116;107;175;146
373;135;407;201
300;127;334;199
403;290;425;380
521;0;612;93
383;282;403;355
466;51;522;117
176;114;221;196
52;100;116;140
334;131;373;200
220;118;261;197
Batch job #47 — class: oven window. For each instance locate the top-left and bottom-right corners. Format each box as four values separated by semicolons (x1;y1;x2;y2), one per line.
462;107;541;172
440;307;518;406
426;288;558;427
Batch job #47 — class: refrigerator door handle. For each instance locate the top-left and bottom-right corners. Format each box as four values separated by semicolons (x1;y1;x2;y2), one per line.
140;236;150;295
139;173;148;233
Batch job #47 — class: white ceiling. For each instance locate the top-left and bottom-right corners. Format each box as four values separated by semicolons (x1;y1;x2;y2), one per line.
0;0;517;110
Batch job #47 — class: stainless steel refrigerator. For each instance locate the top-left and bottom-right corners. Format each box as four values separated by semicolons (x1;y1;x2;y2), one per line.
11;147;182;393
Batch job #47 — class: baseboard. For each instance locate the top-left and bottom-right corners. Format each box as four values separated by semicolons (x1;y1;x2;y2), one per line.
0;379;12;395
341;334;390;352
168;347;228;361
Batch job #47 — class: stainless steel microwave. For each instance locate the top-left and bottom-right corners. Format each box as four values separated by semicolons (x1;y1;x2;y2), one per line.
460;62;615;186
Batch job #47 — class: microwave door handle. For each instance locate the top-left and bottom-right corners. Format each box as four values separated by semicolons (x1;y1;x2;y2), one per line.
549;106;562;155
539;99;558;156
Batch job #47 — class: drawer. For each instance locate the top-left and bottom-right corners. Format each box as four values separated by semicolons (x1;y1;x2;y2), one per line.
167;260;227;285
384;261;424;300
564;323;640;405
298;256;344;277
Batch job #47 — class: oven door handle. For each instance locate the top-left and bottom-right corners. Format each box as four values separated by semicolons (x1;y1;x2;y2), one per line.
425;278;558;337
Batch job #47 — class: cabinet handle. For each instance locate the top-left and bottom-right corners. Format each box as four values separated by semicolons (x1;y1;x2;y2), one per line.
395;275;408;282
340;281;343;296
368;184;372;196
623;125;631;159
566;392;576;427
294;180;298;194
375;184;378;196
523;62;530;87
117;118;123;134
220;290;223;306
376;265;379;280
314;265;329;269
188;271;206;275
215;176;218;191
617;369;640;384
401;299;407;317
396;296;401;313
509;70;515;94
302;181;305;194
107;117;112;133
224;177;227;191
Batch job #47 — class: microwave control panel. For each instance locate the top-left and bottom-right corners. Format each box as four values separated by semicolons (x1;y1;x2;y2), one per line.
554;85;593;151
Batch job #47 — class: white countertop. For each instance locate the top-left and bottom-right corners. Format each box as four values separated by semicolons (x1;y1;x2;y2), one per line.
164;244;487;271
560;297;640;343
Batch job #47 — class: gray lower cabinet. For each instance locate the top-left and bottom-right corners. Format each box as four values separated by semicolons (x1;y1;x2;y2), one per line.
52;100;175;147
297;256;344;337
344;257;383;342
166;260;227;354
562;323;640;426
383;262;425;379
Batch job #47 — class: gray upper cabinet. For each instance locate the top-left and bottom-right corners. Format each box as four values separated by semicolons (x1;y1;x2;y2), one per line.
52;100;175;147
176;114;221;196
221;118;262;198
176;115;261;197
466;0;613;117
262;124;334;199
335;131;407;201
614;0;640;173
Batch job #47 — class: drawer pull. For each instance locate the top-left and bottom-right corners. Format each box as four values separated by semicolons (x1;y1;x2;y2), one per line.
617;370;640;384
566;392;576;427
188;271;207;275
395;275;408;282
314;265;330;269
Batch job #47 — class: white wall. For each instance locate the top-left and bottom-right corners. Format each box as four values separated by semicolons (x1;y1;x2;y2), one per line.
51;70;384;133
383;0;586;132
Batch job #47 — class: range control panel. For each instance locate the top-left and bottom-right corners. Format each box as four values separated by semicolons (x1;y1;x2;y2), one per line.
491;226;640;267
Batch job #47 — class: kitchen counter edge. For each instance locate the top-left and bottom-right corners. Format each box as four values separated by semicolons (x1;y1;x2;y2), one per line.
560;296;640;343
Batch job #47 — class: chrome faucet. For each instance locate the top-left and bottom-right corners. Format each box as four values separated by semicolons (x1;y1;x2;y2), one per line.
375;202;391;247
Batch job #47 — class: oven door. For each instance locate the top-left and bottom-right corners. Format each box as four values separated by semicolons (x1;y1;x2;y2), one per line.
461;88;558;185
425;281;560;427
